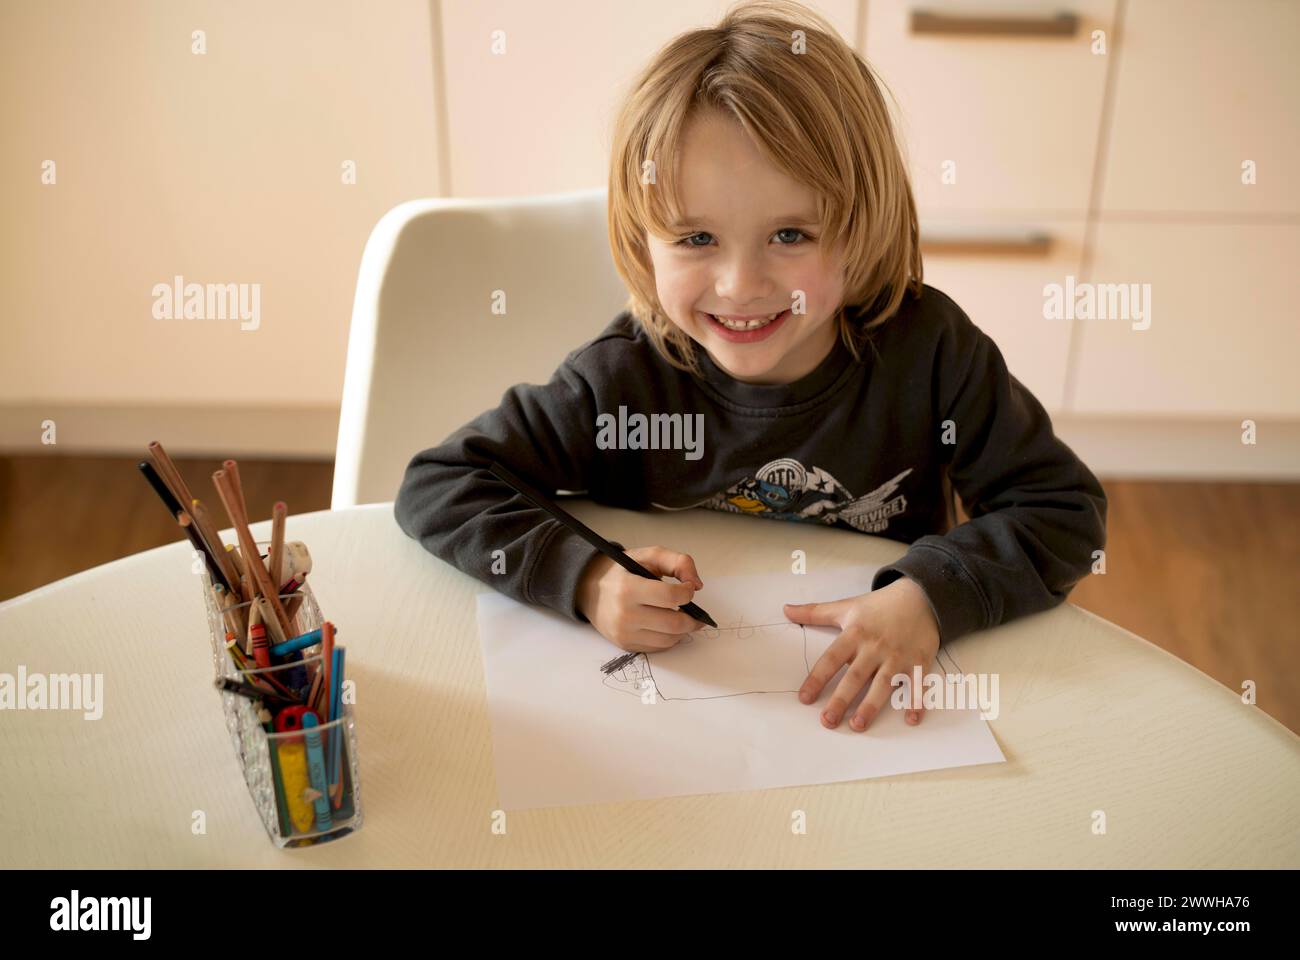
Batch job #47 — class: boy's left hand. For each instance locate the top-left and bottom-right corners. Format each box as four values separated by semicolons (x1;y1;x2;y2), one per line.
784;576;940;732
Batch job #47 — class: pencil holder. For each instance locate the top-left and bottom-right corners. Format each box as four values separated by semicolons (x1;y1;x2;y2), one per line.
200;562;363;848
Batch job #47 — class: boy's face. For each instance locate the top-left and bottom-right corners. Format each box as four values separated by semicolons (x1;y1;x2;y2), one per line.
645;108;847;385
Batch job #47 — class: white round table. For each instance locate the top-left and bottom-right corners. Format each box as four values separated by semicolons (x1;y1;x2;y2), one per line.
2;503;1296;867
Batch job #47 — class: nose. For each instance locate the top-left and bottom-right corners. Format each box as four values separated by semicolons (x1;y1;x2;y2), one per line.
713;248;773;309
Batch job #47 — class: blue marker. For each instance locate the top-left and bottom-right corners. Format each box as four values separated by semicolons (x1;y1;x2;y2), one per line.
329;647;345;797
270;627;323;658
301;712;332;832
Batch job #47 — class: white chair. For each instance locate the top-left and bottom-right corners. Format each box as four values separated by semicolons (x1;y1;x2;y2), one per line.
332;187;628;508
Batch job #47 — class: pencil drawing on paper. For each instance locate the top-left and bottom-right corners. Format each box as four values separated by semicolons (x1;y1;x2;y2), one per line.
599;616;963;704
599;616;813;702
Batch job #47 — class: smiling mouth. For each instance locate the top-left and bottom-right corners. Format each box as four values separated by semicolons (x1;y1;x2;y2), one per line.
707;310;787;331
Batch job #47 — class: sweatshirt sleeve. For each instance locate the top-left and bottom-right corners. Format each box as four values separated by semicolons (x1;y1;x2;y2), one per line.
393;349;607;622
870;308;1108;645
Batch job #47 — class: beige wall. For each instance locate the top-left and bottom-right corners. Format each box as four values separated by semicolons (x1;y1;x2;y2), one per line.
439;0;856;197
0;0;441;452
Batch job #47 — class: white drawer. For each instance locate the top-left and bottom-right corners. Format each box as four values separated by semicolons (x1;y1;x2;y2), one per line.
1070;222;1300;416
1100;0;1300;215
922;219;1086;412
865;0;1117;216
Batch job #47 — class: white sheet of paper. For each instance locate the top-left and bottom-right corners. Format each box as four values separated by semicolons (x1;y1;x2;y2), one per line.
477;564;1005;810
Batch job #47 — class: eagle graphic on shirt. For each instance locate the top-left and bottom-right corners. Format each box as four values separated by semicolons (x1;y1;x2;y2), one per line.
660;457;912;535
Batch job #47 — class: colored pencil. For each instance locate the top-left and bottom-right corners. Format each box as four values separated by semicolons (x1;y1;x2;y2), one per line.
269;501;287;589
189;497;242;596
138;460;236;594
148;441;197;518
212;468;291;637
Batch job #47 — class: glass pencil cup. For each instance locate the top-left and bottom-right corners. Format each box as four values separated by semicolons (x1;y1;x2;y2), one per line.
201;563;363;848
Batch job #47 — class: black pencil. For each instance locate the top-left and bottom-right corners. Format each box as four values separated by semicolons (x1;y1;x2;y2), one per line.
137;460;237;595
488;460;718;629
214;676;300;707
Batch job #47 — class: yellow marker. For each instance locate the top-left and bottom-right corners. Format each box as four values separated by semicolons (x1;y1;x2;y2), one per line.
274;739;315;834
273;706;318;835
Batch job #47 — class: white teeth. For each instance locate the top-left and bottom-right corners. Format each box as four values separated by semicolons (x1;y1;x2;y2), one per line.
712;310;783;330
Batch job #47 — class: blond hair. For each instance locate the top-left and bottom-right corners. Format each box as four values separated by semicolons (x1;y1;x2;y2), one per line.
607;0;922;375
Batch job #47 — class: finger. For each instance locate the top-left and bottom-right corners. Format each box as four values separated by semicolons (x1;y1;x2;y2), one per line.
620;628;689;653
673;553;704;589
632;546;703;588
903;671;923;723
628;575;697;611
824;651;880;729
906;655;933;725
783;599;847;627
797;635;853;706
891;663;921;715
635;604;705;636
851;663;900;732
628;546;702;594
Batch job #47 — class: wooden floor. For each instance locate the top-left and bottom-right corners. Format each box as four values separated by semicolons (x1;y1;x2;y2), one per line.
0;455;334;601
2;455;1296;734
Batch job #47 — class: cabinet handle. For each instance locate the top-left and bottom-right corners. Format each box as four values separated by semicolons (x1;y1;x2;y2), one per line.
910;9;1079;37
920;230;1052;256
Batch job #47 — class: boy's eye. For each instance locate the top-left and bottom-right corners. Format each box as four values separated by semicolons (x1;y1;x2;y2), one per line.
675;232;714;247
673;228;812;248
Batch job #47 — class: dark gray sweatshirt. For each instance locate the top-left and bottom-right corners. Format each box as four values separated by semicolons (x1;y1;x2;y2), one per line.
394;284;1107;645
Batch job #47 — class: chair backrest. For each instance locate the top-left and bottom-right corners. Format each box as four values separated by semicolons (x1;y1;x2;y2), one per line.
333;187;628;507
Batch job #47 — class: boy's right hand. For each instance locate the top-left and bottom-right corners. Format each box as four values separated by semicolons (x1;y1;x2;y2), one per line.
575;545;707;652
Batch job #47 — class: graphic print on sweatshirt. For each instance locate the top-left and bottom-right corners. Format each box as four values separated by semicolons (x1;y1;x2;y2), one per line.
697;457;914;535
